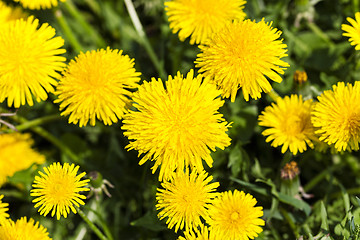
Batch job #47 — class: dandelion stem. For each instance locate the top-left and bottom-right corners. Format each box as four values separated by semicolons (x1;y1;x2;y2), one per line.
0;108;81;164
74;201;97;240
54;9;83;53
303;165;336;192
306;22;335;47
11;114;63;132
76;206;108;240
63;0;106;48
280;207;299;238
30;126;81;163
353;0;360;13
124;0;167;80
267;89;280;101
84;0;101;15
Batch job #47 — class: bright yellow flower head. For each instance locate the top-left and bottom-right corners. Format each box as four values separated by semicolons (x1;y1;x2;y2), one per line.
0;133;45;187
13;0;65;10
30;162;90;220
0;217;51;240
258;95;316;155
0;16;66;108
122;70;231;181
342;12;360;50
0;2;26;27
178;223;214;240
207;190;265;240
156;170;219;233
312;82;360;152
0;195;9;222
165;0;246;45
195;19;289;102
55;47;141;127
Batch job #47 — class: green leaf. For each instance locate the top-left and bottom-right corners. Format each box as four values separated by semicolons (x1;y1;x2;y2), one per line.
130;212;168;232
320;201;329;231
231;177;312;215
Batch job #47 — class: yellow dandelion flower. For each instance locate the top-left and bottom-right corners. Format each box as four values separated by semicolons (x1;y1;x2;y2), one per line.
0;16;66;108
156;170;219;233
258;95;315;155
55;48;141;127
165;0;246;45
0;195;9;222
207;190;265;240
178;224;213;240
312;81;360;152
122;70;231;181
0;133;45;187
0;2;26;26
195;19;289;102
0;217;51;240
30;162;90;220
342;12;360;50
13;0;65;10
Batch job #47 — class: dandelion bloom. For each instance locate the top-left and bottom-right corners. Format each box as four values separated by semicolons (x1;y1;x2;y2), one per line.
207;190;265;240
31;162;90;220
178;224;214;240
0;195;9;222
0;217;51;240
0;2;26;26
258;95;315;155
165;0;246;45
0;16;66;108
156;170;219;232
342;12;360;50
195;19;289;102
55;48;141;127
0;133;45;187
312;82;360;152
13;0;65;10
122;70;231;181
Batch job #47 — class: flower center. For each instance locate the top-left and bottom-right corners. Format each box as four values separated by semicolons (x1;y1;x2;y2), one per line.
283;114;306;136
231;211;239;220
345;113;360;137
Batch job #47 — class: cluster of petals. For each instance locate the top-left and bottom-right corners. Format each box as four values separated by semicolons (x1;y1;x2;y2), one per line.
165;0;246;45
122;70;231;181
258;94;316;155
196;19;289;102
0;16;65;108
0;217;51;240
30;162;90;220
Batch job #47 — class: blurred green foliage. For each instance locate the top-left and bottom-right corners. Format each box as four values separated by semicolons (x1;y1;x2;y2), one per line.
3;0;360;239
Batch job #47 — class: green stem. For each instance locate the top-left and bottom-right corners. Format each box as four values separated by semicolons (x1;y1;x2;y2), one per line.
84;0;101;15
302;224;315;240
303;165;336;192
54;9;83;53
30;126;81;163
330;187;360;199
63;0;106;48
306;22;335;47
280;207;299;238
76;207;108;240
124;0;167;80
354;0;360;13
74;201;97;240
267;89;280;101
1;108;81;164
12;114;63;132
